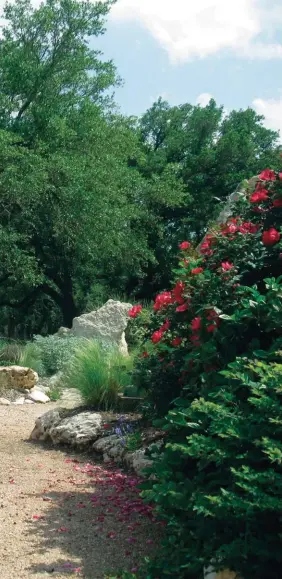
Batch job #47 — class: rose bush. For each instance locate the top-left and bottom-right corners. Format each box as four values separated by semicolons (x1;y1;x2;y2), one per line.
132;169;282;577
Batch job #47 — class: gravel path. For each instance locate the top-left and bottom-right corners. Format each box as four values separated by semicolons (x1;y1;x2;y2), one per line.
0;404;159;579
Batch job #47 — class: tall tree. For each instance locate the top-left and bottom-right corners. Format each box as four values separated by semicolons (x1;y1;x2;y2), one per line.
0;0;186;335
139;98;281;242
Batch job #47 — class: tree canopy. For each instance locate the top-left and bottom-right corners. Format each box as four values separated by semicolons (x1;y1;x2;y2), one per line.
0;0;280;336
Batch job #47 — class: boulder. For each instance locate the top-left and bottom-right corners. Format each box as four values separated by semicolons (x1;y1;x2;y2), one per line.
30;408;65;441
58;299;132;355
27;390;50;404
205;568;241;579
0;366;38;391
30;408;102;447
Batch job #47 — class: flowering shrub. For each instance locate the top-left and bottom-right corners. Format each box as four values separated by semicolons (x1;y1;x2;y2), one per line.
133;169;282;577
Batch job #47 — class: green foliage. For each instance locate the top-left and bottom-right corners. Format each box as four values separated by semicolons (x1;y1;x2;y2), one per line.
134;169;282;577
0;339;22;365
125;431;143;452
33;334;82;376
63;340;134;409
19;342;44;375
125;304;152;351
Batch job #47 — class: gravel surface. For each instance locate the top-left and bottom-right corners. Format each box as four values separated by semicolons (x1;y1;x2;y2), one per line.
0;404;160;579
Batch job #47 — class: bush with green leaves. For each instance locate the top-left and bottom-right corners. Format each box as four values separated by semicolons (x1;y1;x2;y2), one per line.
33;335;83;376
132;168;282;577
63;340;134;409
19;342;45;375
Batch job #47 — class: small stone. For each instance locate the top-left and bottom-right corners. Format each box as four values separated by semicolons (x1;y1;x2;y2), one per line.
0;398;11;405
13;397;25;405
24;399;35;404
27;391;50;404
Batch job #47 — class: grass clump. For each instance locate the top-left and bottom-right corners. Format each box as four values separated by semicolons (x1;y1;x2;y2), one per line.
64;340;134;410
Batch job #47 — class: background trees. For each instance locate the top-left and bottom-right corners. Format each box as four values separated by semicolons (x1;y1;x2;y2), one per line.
0;0;281;337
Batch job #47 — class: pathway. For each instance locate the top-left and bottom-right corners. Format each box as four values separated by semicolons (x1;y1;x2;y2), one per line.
0;404;159;579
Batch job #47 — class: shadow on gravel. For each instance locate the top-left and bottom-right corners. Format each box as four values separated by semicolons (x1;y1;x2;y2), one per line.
25;455;161;579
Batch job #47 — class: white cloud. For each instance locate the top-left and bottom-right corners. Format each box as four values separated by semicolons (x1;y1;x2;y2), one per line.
196;93;213;107
110;0;282;63
253;96;282;138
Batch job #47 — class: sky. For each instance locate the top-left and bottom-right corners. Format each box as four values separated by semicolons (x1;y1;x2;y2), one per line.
92;0;282;136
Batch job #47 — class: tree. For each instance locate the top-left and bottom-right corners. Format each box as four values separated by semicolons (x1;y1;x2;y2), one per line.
0;0;186;335
139;98;281;242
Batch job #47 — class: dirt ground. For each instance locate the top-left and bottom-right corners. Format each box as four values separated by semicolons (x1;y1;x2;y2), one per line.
0;403;160;579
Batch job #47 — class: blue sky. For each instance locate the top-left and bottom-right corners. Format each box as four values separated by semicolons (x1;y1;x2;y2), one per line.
94;0;282;136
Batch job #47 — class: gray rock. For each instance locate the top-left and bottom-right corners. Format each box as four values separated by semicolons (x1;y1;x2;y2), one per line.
0;398;11;405
27;390;50;403
13;396;25;405
49;411;102;446
124;449;153;476
71;299;132;355
93;435;125;460
30;384;50;394
30;408;66;441
59;388;84;409
30;408;102;447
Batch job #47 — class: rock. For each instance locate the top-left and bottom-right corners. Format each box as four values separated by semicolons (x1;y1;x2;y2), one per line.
93;435;125;460
124;449;153;476
0;398;11;405
13;397;25;405
204;568;241;579
0;366;38;390
27;390;50;403
30;408;102;446
31;384;50;394
49;411;102;446
30;408;65;441
57;327;71;337
59;388;84;409
24;399;35;404
70;299;132;355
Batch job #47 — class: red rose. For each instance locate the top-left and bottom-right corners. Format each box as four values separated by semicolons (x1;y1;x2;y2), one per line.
172;281;185;304
262;228;280;246
179;241;191;250
273;198;282;208
259;169;276;181
160;318;170;332
142;351;149;358
239;222;259;234
128;305;143;318
221;222;237;235
151;330;163;344
153;291;173;311
207;324;217;333
191;316;201;332
221;261;234;271
176;303;189;313
171;337;182;347
190;334;201;347
250;190;269;203
191;267;204;275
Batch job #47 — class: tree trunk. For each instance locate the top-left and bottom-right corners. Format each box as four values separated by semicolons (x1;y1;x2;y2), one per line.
61;291;79;328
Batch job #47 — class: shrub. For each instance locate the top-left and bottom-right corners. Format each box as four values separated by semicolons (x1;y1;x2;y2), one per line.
33;334;83;376
20;342;44;375
63;340;134;409
0;340;23;365
134;169;282;577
